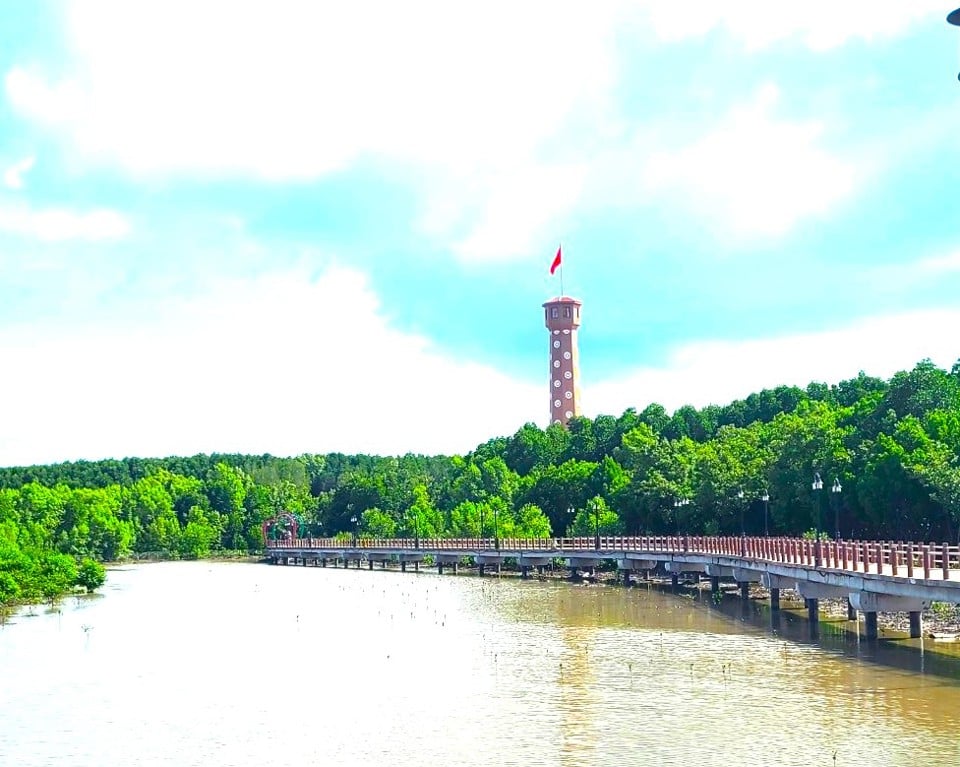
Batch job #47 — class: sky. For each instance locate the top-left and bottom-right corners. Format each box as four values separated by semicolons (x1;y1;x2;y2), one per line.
1;1;960;467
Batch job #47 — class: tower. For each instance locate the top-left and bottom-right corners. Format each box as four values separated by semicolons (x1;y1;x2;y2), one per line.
543;296;582;426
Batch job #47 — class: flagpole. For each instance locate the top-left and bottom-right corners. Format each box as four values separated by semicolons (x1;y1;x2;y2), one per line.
560;261;564;297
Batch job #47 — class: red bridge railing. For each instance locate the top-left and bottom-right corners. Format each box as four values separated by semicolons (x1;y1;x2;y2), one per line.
264;536;960;581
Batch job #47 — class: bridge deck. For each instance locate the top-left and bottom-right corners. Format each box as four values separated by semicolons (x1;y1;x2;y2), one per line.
265;535;960;604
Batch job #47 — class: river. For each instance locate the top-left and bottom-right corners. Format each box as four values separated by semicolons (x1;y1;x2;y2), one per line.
1;560;959;766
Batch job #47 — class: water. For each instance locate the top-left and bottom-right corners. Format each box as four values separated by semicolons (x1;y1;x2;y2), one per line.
2;561;960;767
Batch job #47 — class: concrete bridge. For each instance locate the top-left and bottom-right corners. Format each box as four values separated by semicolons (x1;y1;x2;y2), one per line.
264;535;960;640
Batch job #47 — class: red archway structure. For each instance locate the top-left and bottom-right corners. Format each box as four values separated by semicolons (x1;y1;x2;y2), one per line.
261;512;299;543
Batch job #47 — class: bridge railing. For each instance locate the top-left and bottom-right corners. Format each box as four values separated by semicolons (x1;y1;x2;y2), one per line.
264;536;960;580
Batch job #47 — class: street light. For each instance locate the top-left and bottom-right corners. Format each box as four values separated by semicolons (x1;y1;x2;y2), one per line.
673;498;690;537
831;478;843;540
479;506;485;549
812;472;823;566
737;488;746;536
592;499;600;550
350;514;358;547
761;491;770;537
494;503;500;551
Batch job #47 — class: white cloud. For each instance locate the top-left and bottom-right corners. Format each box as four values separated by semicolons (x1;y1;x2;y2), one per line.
6;0;616;179
862;248;960;293
641;84;860;237
0;203;130;241
2;260;956;466
640;0;946;51
4;1;624;263
3;1;931;260
0;266;541;466
587;308;960;416
431;163;589;263
3;156;35;190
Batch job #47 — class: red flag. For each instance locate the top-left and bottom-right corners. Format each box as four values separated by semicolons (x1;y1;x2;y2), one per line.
549;246;562;275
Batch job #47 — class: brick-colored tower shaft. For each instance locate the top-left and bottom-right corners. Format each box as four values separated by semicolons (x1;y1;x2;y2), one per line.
543;296;582;426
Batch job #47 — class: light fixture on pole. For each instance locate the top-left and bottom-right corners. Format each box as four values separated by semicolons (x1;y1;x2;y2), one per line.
761;491;770;537
593;499;600;551
737;488;746;537
812;472;823;566
479;506;485;549
494;502;500;551
831;478;843;540
673;498;690;537
350;514;358;548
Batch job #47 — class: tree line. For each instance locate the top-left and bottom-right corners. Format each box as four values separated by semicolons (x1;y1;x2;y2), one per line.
3;358;960;604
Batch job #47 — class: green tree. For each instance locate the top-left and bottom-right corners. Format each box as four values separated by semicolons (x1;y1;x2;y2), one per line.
180;507;218;558
361;507;397;537
567;496;621;537
76;558;106;592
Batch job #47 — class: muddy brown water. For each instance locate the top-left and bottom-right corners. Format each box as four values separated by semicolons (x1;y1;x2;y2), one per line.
1;560;959;766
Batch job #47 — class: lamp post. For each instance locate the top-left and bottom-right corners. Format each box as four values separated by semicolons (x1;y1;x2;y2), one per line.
737;488;746;536
479;506;485;549
673;498;689;537
593;499;600;550
350;514;358;548
761;491;770;537
831;478;842;540
812;472;823;566
494;503;500;551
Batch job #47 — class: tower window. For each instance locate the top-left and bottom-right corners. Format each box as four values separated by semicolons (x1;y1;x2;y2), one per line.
551;307;559;318
563;307;571;318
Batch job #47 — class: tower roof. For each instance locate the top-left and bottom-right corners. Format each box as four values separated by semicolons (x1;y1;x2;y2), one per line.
542;295;582;307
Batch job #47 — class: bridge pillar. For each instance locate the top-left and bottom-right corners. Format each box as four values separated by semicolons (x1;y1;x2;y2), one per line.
864;611;878;640
453;562;459;574
521;565;529;578
382;559;388;569
671;573;679;589
807;598;819;627
569;566;579;581
847;599;856;620
321;558;326;567
415;562;419;573
770;588;780;611
438;562;444;575
537;565;545;577
478;564;485;577
401;561;407;573
623;570;631;586
739;582;750;601
710;576;720;593
368;559;373;570
909;611;922;639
